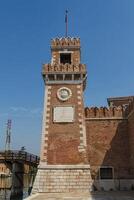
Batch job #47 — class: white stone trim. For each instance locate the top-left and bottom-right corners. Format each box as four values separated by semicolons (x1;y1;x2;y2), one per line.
47;91;51;94
77;96;82;99
82;125;87;146
78;146;85;152
59;50;74;53
79;124;83;128
45;113;50;118
80;136;84;140
47;96;51;100
79;130;83;134
39;164;90;169
46;107;50;111
43;156;47;160
40;86;48;161
45;137;48;141
45;125;49;129
44;143;48;147
57;87;72;101
40;85;52;162
77;90;81;94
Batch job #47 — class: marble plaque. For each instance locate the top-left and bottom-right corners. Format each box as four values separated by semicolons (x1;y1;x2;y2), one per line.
53;106;74;123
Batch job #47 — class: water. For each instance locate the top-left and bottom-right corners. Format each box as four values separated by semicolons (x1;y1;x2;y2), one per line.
0;174;35;200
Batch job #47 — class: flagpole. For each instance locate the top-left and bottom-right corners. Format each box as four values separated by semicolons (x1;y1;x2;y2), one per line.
65;10;68;37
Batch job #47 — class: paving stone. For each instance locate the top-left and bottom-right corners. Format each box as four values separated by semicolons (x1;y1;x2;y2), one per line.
25;191;134;200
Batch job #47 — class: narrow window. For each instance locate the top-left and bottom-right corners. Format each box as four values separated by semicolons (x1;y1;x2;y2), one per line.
48;74;54;81
74;74;81;80
64;74;72;80
60;53;71;64
100;167;113;179
57;74;63;80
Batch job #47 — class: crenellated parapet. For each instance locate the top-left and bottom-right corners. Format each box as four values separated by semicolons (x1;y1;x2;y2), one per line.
85;106;127;118
42;63;87;89
51;37;80;49
125;99;134;116
42;63;86;74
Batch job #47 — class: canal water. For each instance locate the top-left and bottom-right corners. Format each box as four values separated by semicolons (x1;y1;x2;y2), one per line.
0;174;35;200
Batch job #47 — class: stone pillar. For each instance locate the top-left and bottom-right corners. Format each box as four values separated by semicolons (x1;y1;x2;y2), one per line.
10;162;24;199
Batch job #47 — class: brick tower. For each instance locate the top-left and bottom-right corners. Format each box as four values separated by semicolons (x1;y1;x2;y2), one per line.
32;37;92;194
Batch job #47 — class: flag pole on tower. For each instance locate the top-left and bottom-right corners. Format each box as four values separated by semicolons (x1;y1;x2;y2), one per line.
65;10;68;37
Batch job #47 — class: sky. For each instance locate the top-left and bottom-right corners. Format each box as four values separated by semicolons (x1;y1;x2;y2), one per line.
0;0;134;155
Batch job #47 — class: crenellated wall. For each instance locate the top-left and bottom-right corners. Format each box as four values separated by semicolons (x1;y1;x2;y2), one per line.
51;37;80;48
85;106;126;118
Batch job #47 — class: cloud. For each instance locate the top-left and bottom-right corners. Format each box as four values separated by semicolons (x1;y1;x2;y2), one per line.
10;107;28;112
30;108;42;115
9;106;42;117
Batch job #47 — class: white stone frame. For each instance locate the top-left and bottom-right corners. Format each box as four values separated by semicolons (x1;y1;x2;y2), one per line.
53;105;75;123
57;87;72;101
59;50;73;65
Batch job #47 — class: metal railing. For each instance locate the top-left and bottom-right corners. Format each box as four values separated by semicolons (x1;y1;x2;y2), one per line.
0;150;39;165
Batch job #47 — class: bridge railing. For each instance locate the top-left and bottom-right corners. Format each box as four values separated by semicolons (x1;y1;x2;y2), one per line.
0;150;39;165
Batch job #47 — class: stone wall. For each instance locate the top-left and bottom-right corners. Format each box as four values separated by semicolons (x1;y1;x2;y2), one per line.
32;165;92;194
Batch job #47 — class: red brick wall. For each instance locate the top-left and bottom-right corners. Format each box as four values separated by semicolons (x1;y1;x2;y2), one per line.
128;111;134;169
86;119;129;178
47;84;85;164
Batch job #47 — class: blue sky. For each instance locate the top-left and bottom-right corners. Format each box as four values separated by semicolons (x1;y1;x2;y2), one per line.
0;0;134;155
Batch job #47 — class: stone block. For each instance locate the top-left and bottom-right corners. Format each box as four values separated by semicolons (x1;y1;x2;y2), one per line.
32;165;92;194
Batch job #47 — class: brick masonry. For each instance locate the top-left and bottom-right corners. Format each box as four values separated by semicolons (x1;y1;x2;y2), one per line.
128;110;134;169
85;100;134;180
86;118;129;179
44;84;88;164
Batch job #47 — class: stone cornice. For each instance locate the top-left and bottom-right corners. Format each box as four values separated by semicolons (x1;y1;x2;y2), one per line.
38;163;90;169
